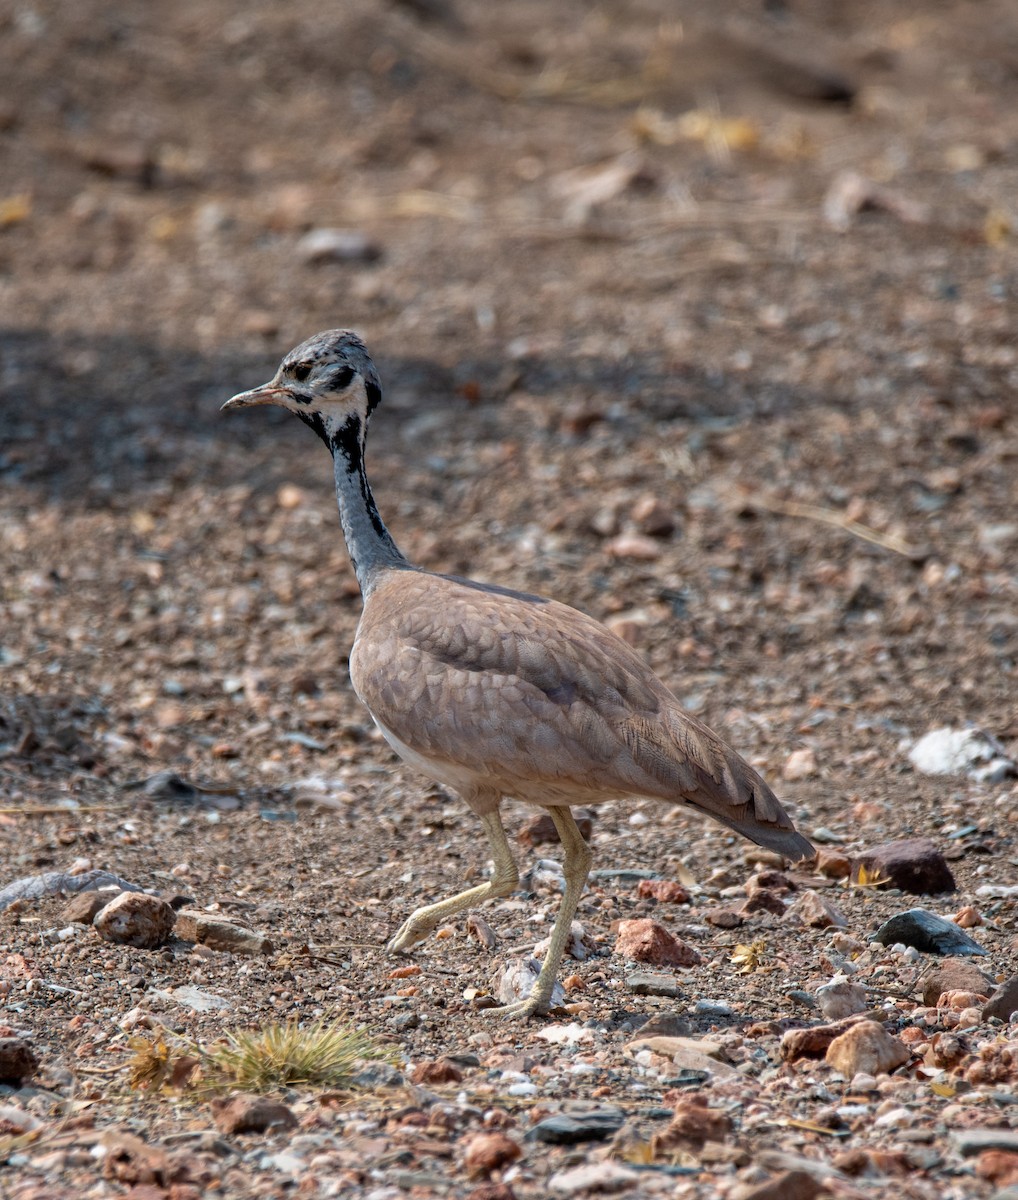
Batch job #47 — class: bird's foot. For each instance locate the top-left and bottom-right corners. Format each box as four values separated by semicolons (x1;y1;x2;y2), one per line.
477;993;552;1020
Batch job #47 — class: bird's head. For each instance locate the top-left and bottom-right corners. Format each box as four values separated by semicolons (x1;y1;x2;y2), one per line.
221;329;381;448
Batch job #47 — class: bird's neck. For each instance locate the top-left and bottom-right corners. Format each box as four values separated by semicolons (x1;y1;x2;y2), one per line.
329;415;408;594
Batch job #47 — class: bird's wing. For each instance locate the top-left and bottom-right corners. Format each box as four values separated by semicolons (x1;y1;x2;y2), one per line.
351;571;812;860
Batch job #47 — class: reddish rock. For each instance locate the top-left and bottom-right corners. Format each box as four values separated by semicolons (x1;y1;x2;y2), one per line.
615;919;701;967
99;1130;188;1185
925;1032;969;1070
606;532;661;560
740;888;787;916
62;890;114;924
730;1170;823;1200
517;810;594;847
785;889;848;929
463;1131;522;1177
630;495;675;537
410;1057;464;1085
0;1037;38;1084
635;879;690;904
953;904;983;928
921;958;994;1006
983;975;1018;1023
780;1015;873;1062
815;848;852;879
834;1148;909;1178
705;908;744;929
466;1185;517;1200
782;748;817;781
852;838;955;895
746;870;794;896
651;1093;731;1153
210;1094;297;1134
964;1039;1018;1085
825;1020;910;1077
174;910;273;956
939;989;990;1011
976;1150;1018;1185
94;892;176;949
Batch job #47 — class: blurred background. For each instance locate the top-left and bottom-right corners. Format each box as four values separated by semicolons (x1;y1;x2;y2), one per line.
1;0;1016;886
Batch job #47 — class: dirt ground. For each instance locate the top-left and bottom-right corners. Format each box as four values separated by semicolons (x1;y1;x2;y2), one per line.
2;1;1018;1197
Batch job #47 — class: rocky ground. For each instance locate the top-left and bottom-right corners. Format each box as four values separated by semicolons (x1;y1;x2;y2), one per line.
2;1;1018;1197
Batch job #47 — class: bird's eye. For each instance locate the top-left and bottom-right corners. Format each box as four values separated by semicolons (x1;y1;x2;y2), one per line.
291;363;312;383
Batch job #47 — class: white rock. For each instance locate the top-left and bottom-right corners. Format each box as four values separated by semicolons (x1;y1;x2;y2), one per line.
495;958;566;1008
535;1022;594;1046
908;726;1016;781
534;921;590;962
150;985;233;1012
816;977;869;1020
549;1160;641;1194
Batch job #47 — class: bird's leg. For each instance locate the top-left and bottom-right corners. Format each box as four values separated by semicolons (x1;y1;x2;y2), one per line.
485;805;592;1020
387;806;518;954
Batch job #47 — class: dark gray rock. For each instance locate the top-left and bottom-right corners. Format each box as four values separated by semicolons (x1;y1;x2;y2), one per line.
529;1106;626;1144
626;972;682;998
635;1012;691;1038
353;1062;405;1089
853;838;955;895
0;1037;38;1085
873;909;986;956
953;1129;1018;1156
983;976;1018;1023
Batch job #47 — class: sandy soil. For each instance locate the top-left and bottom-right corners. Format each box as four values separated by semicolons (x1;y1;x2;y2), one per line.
2;2;1017;1197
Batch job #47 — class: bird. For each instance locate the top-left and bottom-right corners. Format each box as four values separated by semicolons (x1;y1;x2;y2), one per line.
222;329;815;1018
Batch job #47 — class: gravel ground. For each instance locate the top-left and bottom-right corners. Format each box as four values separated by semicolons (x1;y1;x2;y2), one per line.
2;2;1017;1197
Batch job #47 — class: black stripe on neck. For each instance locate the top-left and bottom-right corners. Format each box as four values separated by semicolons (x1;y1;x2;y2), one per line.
330;414;390;542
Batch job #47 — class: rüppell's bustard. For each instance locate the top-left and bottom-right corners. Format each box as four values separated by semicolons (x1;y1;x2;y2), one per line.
223;330;814;1018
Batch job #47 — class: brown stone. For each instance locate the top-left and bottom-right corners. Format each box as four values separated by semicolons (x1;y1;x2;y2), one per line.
615;919;701;967
815;848;852;879
976;1149;1018;1185
100;1130;173;1185
210;1094;298;1135
635;879;690;904
852;838;955;895
463;1131;522;1177
62;890;115;924
630;495;675;537
780;1014;874;1062
651;1093;731;1154
705;908;744;929
410;1057;464;1085
466;1185;517;1200
93;892;176;949
173;910;273;956
983;975;1018;1023
785;889;848;928
825;1020;910;1077
921;958;994;1007
0;1037;38;1084
517;810;593;847
746;870;794;896
939;989;990;1011
730;1170;823;1200
740;888;787;916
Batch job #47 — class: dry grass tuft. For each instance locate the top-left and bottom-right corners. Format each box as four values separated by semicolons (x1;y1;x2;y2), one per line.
203;1016;390;1091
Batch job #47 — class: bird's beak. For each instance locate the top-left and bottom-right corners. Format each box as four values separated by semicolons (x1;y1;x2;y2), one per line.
220;384;291;411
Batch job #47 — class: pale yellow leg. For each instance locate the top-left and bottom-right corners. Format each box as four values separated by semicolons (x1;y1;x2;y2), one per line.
387;807;519;954
485;806;592;1020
